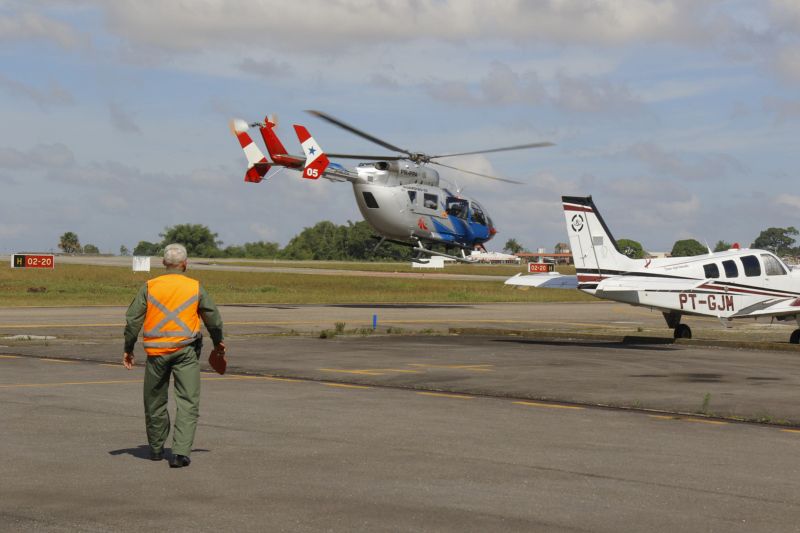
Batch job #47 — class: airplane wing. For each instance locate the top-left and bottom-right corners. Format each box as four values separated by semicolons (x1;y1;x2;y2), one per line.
504;273;579;289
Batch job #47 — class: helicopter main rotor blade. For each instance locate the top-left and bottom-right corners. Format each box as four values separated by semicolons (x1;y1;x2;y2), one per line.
327;153;405;161
430;161;523;185
306;110;412;157
430;141;554;159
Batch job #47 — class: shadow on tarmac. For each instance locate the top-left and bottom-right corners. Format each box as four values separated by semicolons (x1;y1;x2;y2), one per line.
109;445;211;460
492;337;677;351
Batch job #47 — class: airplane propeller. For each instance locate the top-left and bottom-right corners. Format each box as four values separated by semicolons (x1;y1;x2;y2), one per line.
306;109;553;184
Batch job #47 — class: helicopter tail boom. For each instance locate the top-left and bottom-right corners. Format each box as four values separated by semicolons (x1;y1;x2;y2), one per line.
293;124;330;180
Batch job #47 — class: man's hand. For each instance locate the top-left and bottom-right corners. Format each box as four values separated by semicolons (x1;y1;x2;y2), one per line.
211;342;226;357
209;342;227;375
123;352;135;370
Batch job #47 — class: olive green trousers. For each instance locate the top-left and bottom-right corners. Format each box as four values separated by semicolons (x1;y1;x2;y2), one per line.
143;345;200;456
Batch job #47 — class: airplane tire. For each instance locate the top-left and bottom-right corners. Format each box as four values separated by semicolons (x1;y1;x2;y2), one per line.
790;329;800;345
674;324;692;339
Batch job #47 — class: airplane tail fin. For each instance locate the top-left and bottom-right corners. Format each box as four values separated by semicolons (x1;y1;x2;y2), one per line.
562;196;636;280
229;118;270;183
293;124;329;179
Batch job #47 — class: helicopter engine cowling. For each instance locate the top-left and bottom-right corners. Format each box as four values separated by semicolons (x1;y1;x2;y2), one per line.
355;161;439;187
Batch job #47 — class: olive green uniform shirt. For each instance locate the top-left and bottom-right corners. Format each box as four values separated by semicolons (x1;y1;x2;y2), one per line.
124;274;224;354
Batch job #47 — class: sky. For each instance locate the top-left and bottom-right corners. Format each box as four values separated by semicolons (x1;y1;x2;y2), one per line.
1;0;799;255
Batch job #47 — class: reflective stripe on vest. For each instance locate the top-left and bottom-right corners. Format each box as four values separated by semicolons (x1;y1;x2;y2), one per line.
142;274;201;356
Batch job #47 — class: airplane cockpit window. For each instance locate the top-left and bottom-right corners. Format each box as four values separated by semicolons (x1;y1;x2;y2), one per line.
741;255;761;277
407;190;417;205
471;202;487;226
761;254;787;276
446;197;468;219
722;259;738;278
703;263;720;279
423;193;438;210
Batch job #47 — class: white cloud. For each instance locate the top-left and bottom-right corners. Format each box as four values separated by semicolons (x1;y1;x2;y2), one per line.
91;0;723;54
626;142;746;181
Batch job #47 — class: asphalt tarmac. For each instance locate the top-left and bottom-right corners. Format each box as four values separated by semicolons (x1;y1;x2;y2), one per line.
3;302;800;530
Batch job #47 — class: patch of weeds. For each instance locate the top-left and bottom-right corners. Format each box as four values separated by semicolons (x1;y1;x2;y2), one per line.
334;322;346;334
700;392;712;414
419;328;436;335
358;328;373;336
636;327;644;332
259;285;278;293
387;327;404;334
319;329;336;339
632;399;641;409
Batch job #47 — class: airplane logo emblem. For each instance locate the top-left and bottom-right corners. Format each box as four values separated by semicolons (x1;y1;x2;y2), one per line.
571;214;584;232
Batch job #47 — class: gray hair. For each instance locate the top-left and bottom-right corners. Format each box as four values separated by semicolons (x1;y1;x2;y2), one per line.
163;243;188;267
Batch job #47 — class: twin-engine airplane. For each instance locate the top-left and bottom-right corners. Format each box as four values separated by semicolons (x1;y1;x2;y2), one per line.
230;112;552;262
506;196;800;343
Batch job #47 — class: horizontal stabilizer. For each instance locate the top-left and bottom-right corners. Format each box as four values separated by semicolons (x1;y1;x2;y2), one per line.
504;273;578;289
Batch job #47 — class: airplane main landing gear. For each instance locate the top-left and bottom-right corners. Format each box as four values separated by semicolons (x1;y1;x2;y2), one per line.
790;329;800;344
674;324;692;339
663;311;691;340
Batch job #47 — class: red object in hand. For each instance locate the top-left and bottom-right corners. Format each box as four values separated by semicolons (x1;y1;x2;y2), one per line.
209;345;227;375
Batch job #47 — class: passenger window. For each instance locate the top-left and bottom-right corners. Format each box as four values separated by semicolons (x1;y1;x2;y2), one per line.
407;190;416;205
722;260;738;278
740;255;761;277
703;263;720;279
423;193;438;210
471;203;487;226
761;254;787;276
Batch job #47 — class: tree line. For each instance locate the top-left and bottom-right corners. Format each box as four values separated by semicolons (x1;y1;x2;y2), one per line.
614;226;799;259
60;221;413;261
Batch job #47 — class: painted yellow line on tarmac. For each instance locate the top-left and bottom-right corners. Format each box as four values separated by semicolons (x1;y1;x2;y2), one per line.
417;392;474;400
323;383;371;389
514;401;584;410
100;363;122;368
40;358;77;364
649;415;677;420
409;363;493;372
781;429;800;434
319;368;385;376
0;379;141;389
683;418;728;426
0;355;20;359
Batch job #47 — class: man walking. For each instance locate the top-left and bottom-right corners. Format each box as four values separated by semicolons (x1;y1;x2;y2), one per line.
123;243;225;468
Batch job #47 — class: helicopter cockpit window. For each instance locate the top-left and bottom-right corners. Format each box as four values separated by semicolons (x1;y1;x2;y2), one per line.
471;202;487;226
423;193;438;210
446;197;468;219
407;191;417;205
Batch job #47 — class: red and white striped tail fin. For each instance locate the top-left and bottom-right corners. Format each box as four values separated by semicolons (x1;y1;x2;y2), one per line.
562;196;636;275
293;124;329;180
229;119;270;183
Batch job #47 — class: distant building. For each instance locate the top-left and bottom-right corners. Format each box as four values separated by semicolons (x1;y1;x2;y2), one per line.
554;242;570;254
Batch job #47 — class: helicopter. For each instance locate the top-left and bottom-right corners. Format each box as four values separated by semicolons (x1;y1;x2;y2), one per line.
229;111;553;262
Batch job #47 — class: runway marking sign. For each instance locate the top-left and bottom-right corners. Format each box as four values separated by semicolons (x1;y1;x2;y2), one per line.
11;254;54;269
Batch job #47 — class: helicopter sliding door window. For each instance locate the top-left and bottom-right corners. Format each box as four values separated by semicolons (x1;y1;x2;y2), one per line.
446;197;468;219
423;193;438;210
362;192;380;209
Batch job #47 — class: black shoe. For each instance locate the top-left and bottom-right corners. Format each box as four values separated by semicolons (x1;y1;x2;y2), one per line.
169;454;191;468
150;450;164;461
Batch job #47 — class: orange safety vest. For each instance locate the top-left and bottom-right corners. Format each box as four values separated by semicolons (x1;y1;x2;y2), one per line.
142;274;201;356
